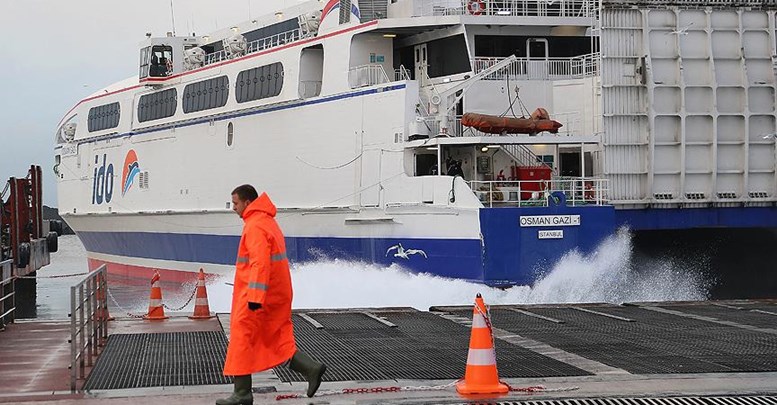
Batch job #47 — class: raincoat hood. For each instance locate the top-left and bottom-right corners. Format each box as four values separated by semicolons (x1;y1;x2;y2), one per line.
243;192;277;219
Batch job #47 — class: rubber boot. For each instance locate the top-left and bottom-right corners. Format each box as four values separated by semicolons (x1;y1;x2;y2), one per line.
289;351;327;397
216;375;253;405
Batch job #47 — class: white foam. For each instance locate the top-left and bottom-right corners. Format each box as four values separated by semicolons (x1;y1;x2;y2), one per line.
207;228;710;313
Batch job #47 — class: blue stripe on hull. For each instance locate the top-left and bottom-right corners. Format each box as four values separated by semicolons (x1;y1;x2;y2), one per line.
615;207;777;230
77;231;485;281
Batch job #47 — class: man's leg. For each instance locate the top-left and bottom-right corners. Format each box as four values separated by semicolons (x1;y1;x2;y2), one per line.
216;374;253;405
289;350;327;397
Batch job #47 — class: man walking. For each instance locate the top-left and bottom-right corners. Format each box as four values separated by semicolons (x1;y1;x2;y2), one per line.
218;184;326;405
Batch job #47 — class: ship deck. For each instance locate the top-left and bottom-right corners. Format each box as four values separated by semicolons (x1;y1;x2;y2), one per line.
1;300;776;404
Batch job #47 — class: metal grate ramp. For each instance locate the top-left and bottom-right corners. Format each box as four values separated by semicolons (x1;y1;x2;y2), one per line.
83;332;232;390
432;301;777;375
274;309;591;382
414;396;777;405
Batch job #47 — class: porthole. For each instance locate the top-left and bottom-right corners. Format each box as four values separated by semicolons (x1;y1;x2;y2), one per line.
227;122;234;147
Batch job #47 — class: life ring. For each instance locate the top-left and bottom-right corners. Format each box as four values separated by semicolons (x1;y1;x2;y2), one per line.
467;0;484;15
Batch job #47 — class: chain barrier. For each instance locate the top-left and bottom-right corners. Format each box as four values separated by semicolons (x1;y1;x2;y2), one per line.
15;271;90;279
475;299;495;347
275;381;577;401
105;283;198;318
106;287;145;319
162;284;198;311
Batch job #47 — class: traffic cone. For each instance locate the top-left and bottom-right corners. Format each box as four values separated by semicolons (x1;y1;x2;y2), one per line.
143;271;168;320
456;293;508;396
189;269;214;320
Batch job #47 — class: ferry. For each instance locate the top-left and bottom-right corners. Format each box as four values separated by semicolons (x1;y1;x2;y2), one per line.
54;0;777;285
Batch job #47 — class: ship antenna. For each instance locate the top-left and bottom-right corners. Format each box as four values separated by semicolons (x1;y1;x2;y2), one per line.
169;0;177;36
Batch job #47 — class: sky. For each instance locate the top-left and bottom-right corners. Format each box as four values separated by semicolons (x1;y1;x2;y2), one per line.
0;0;298;206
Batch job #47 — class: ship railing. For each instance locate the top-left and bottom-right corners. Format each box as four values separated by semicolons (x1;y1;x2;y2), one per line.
467;178;609;208
348;64;391;88
395;65;412;81
502;144;556;172
472;53;600;80
69;264;108;393
246;28;303;54
427;0;598;18
0;259;14;327
203;28;304;67
299;80;322;98
205;50;228;65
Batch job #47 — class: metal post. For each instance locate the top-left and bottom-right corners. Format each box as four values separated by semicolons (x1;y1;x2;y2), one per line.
489;181;493;208
436;145;441;176
70;285;76;393
78;286;85;380
100;271;108;342
85;278;93;367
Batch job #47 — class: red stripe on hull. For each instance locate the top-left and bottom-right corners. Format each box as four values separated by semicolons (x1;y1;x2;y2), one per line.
87;258;215;284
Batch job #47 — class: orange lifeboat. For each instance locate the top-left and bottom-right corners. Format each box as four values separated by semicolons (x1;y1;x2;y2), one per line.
461;108;563;135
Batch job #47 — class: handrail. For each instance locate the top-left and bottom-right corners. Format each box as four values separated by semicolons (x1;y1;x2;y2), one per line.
472;53;601;80
395;65;412;81
426;0;598;18
70;264;109;393
348;64;391;88
203;28;305;67
0;259;14;327
467;178;609;207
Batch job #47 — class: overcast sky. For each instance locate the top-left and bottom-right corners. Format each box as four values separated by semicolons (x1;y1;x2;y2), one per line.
0;0;296;206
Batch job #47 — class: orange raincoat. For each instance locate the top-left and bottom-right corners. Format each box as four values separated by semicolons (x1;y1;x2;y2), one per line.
223;193;296;376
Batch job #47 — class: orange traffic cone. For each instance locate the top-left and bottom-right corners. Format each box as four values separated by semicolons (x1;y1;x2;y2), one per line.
456;293;508;396
143;271;168;320
189;269;214;320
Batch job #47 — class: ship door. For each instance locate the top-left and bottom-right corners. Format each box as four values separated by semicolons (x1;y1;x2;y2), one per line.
414;43;428;85
559;151;581;177
526;38;548;79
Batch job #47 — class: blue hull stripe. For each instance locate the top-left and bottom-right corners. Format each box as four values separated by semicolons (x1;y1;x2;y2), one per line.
77;231;485;281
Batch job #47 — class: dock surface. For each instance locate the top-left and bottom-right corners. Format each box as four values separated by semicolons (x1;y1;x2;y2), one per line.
1;300;776;404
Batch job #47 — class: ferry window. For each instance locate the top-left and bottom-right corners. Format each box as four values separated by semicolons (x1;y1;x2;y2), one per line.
87;102;121;132
183;75;229;113
138;88;178;122
339;0;352;24
149;45;174;77
426;35;470;78
236;62;284;103
227;122;234;146
139;47;151;79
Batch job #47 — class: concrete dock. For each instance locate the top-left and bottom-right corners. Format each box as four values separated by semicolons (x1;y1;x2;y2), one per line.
1;300;776;404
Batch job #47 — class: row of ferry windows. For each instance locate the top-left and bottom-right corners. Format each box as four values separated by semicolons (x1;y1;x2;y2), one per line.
88;63;284;130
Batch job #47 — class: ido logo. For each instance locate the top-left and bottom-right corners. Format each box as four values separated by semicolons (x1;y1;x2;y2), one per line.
92;154;114;204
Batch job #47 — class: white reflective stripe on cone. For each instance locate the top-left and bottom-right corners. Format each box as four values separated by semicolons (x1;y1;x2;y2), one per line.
152;282;160;288
472;313;488;328
466;348;497;366
195;298;209;306
148;299;162;307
